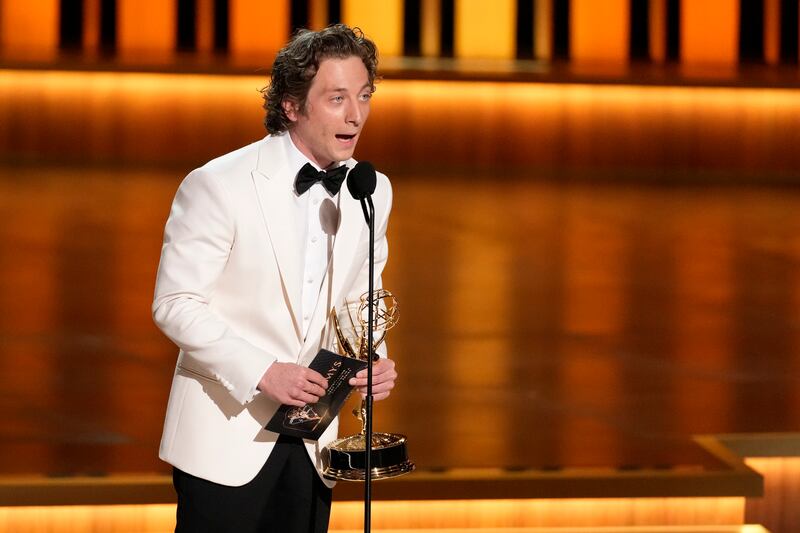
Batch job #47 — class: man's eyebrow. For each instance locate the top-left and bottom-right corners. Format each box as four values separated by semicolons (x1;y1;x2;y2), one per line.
328;83;372;93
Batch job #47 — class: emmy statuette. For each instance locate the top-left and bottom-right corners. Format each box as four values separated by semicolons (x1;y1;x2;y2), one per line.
321;289;415;481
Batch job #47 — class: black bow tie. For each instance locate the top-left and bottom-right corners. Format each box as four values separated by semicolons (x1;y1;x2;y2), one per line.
294;163;348;195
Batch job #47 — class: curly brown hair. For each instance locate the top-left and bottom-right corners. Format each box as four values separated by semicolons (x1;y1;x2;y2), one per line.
261;24;379;134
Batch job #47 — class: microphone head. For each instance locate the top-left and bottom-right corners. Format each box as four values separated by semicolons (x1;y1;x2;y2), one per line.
347;161;377;200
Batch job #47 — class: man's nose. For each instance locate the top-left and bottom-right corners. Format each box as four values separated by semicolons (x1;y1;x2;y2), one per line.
346;99;362;126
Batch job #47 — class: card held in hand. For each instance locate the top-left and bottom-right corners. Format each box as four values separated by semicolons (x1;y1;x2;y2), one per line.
265;349;367;440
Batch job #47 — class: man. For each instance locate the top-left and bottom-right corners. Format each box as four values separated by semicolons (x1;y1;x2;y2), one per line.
152;24;397;532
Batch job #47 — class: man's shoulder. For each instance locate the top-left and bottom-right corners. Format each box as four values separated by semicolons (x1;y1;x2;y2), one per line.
199;137;267;176
375;168;390;187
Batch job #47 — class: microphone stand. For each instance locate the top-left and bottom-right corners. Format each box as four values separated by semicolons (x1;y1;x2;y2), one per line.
358;196;376;533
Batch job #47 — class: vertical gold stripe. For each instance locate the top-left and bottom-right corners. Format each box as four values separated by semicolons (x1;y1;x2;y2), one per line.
196;0;214;52
534;0;552;59
559;182;628;465
571;0;629;61
455;0;515;59
763;0;780;65
421;0;441;57
0;0;59;51
310;0;329;30
83;0;100;51
672;200;734;441
649;0;667;62
681;0;739;65
561;145;628;339
229;0;289;58
118;0;177;53
342;0;403;56
444;184;512;463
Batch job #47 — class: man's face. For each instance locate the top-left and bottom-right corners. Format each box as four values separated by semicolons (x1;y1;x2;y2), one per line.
284;56;372;169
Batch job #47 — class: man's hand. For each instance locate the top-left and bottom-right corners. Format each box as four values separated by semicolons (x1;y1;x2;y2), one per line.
257;362;329;407
348;358;397;401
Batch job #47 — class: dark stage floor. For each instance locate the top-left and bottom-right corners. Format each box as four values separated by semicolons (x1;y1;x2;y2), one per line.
2;162;800;477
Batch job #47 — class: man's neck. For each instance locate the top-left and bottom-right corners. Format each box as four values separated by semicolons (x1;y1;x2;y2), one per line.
287;130;334;169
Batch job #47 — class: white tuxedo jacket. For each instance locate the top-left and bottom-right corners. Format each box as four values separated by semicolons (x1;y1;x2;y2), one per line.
152;133;391;487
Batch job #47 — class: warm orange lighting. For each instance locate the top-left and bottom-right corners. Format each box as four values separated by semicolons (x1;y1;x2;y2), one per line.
534;0;553;59
558;192;628;464
330;497;746;529
343;0;403;57
442;187;514;462
649;0;667;62
745;457;800;479
117;0;176;54
681;0;740;64
3;70;800;174
229;0;289;59
196;0;215;53
745;457;800;532
421;0;441;57
0;496;751;531
83;0;100;51
309;0;329;31
367;79;800;172
0;504;177;532
0;0;59;52
571;0;630;62
673;206;735;435
764;0;781;65
562;198;627;337
0;69;266;163
455;0;516;59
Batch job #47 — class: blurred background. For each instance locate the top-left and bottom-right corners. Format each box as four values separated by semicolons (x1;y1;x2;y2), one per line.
2;1;800;530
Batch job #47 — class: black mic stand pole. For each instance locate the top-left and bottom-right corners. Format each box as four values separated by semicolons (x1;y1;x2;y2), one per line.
359;196;376;533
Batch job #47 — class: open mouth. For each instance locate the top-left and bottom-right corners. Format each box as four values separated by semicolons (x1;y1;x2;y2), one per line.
335;133;357;142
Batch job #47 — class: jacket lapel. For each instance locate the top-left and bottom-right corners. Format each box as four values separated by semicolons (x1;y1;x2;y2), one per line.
328;191;366;307
251;135;303;340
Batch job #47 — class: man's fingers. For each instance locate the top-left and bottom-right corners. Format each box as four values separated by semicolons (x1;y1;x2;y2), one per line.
350;371;397;388
355;359;396;379
304;382;327;398
356;380;394;394
288;387;321;405
291;369;326;397
354;377;395;399
280;384;323;406
305;368;329;390
258;362;330;406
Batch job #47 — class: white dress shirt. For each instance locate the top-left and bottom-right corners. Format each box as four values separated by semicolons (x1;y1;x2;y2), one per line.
285;135;343;338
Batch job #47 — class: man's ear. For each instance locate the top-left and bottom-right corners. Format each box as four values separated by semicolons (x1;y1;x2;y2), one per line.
282;98;300;122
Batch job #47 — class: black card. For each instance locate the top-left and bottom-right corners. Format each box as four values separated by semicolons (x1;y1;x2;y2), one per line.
265;349;367;440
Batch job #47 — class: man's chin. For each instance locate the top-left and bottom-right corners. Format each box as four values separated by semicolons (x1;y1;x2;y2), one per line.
335;148;357;163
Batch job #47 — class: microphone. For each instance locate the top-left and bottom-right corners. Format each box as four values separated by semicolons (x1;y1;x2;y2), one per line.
346;160;378;533
347;161;377;200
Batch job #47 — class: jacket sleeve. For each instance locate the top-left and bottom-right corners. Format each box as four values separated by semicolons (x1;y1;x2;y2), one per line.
152;169;275;405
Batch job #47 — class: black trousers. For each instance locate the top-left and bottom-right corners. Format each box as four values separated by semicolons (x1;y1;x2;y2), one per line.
173;435;332;533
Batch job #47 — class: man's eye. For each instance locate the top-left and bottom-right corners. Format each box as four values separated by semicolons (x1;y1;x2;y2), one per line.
359;93;372;101
332;96;343;103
